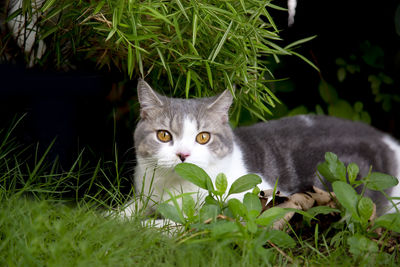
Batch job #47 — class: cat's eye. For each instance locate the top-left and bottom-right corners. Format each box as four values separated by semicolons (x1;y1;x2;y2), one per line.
157;130;172;142
196;132;210;145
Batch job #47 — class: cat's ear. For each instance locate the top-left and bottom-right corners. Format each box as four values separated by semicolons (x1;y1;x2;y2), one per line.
207;90;233;123
137;79;164;119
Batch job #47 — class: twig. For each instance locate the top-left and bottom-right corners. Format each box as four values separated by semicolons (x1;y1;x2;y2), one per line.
267;241;294;264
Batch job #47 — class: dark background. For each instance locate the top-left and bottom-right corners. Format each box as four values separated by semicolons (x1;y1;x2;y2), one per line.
1;0;399;169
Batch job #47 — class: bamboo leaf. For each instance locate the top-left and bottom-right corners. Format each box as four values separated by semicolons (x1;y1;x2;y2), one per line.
204;61;213;88
141;5;173;26
192;13;198;47
185;69;191;99
210;20;233;62
175;0;189;21
41;0;57;12
284;35;317;50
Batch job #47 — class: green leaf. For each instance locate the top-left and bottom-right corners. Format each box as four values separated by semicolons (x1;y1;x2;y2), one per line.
247;219;258;234
264;230;296;248
127;44;134;78
307;206;341;217
317;152;346;182
93;1;105;15
141;5;173;26
366;172;398;191
252;186;261;195
182;195;196;219
328;100;354;120
192;13;198;47
41;0;57;12
200;204;220;222
204;61;213;88
227;198;247;218
304;206;340;225
347;234;378;257
284;35;317;50
357;197;374;223
205;195;218;206
332;181;359;220
215;173;228;195
175;163;211;190
374;213;400;233
156;203;183;224
243;192;261;213
347;163;359;184
228;174;262;195
255;207;289;227
337;67;346;82
185;69;191;99
210;20;233;62
211;221;239;237
175;0;189;21
318;80;338;104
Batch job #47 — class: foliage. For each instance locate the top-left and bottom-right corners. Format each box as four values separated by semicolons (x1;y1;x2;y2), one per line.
336;41;400;112
1;119;400;265
3;0;316;124
154;158;400;265
274;41;399;126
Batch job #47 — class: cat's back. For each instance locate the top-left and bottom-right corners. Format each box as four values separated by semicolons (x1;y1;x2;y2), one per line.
234;115;384;148
234;115;399;195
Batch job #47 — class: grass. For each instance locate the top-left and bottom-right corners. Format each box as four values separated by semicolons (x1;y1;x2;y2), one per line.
1;196;398;266
0;120;399;266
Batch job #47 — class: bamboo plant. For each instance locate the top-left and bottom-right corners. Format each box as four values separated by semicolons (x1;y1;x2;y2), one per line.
3;0;316;123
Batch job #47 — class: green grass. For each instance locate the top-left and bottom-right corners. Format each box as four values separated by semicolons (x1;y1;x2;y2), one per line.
0;120;399;266
1;196;398;266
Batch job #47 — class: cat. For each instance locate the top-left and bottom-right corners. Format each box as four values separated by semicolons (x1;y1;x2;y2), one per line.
125;79;400;217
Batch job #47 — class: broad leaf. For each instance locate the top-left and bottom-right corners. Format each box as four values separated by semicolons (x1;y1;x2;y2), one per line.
247;219;258;234
199;204;220;223
332;181;359;220
255;207;289;227
211;221;239;237
366;172;398;191
182;195;196;219
215;173;228;195
374;213;400;233
228;174;262;195
347;234;378;257
205;195;218;206
264;230;296;248
317;152;346;182
304;206;340;225
175;163;211;190
347;163;359;184
243;192;262;213
227;198;247;218
156;203;183;224
357;197;374;223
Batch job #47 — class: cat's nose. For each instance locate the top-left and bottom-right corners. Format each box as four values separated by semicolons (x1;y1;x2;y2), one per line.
177;152;190;162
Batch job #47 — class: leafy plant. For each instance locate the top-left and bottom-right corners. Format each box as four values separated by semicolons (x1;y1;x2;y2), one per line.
317;152;400;262
156;163;309;255
1;120;400;265
3;0;316;124
154;157;400;264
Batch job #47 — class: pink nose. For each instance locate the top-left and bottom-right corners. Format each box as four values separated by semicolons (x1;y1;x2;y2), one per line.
177;152;190;162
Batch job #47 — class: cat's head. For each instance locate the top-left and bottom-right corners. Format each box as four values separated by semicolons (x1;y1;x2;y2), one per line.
134;79;234;171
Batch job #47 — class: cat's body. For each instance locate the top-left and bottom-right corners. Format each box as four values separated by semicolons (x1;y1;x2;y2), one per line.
129;79;400;216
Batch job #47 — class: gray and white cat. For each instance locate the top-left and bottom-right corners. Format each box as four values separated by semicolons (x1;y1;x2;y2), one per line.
126;79;400;216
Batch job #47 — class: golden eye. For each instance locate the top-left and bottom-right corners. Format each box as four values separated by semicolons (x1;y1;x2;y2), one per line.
157;130;172;142
196;132;210;145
